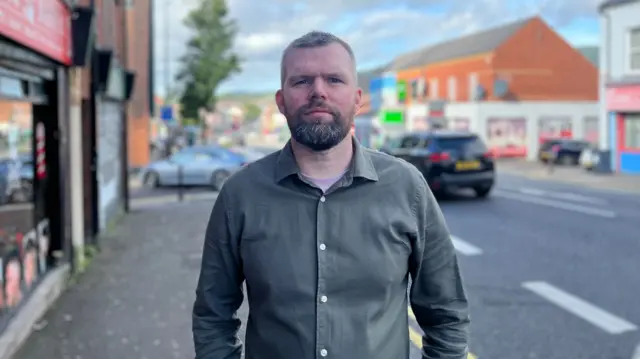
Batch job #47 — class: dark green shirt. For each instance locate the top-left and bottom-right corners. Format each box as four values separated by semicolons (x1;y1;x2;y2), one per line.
193;139;470;359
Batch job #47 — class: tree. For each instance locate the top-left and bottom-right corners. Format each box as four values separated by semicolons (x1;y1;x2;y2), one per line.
176;0;241;120
243;102;262;122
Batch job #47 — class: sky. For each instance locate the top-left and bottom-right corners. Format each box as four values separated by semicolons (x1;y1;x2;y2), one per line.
152;0;603;97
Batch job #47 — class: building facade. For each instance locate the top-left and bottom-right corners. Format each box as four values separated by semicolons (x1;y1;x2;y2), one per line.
125;0;153;169
599;0;640;174
360;16;600;158
0;0;73;335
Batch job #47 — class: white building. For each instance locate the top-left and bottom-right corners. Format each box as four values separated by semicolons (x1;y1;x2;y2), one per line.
599;0;640;174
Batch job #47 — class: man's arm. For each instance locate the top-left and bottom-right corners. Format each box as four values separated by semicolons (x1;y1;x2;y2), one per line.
408;174;470;359
193;187;244;358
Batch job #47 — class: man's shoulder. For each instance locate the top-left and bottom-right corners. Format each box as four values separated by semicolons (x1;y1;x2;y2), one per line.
364;147;425;185
221;149;280;192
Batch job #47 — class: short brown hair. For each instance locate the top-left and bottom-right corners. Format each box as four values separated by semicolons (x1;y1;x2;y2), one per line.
280;31;357;86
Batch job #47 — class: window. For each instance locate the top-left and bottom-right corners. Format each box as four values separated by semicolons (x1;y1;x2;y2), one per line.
628;28;640;72
430;79;439;99
468;73;478;100
447;76;457;101
624;114;640;149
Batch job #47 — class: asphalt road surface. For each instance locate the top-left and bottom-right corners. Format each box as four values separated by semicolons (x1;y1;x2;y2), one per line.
446;172;640;359
13;172;640;359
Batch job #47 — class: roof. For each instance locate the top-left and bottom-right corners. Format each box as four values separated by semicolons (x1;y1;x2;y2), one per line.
599;0;640;12
388;17;532;71
357;65;389;92
576;46;599;67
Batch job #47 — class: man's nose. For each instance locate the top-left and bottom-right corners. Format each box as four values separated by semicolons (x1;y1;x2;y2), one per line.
309;78;328;99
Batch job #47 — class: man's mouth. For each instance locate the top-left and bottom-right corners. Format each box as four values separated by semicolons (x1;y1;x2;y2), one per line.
306;108;331;115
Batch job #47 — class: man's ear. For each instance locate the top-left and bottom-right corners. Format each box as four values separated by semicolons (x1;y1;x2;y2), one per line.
275;89;285;114
355;87;363;114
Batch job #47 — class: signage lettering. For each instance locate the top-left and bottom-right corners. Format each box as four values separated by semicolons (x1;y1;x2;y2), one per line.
0;0;72;65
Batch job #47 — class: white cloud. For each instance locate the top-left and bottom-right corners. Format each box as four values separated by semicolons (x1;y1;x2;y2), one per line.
152;0;601;96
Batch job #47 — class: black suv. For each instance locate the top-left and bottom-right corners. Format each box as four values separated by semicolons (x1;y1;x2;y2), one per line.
380;130;495;197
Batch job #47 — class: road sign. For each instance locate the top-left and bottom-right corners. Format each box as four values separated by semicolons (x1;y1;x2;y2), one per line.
160;105;173;122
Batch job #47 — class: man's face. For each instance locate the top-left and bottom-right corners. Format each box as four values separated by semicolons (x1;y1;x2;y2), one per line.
276;43;362;151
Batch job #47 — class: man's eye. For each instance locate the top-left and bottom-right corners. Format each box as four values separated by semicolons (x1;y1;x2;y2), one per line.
294;79;310;85
328;77;342;83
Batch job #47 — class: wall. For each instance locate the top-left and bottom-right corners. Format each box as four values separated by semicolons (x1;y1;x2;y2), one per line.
599;2;640;150
445;101;599;160
603;2;640;80
492;17;598;101
395;54;494;103
96;101;123;229
125;0;152;169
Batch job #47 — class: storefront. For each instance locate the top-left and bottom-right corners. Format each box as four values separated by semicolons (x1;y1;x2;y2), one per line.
0;0;72;332
606;84;640;174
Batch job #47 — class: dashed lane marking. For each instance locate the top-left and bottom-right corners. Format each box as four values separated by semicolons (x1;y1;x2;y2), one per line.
451;236;483;256
493;190;617;218
522;281;637;335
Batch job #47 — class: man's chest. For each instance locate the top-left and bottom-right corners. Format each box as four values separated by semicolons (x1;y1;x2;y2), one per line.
238;192;415;300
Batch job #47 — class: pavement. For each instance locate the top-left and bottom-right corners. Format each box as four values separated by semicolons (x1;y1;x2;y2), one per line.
11;170;640;359
496;159;640;194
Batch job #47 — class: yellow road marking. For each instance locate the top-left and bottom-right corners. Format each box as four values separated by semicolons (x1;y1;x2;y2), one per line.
407;307;477;359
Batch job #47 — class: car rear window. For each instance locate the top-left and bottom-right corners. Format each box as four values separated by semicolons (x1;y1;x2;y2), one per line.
435;136;487;154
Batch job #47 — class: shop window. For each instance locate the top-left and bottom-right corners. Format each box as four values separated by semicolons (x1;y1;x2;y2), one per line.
628;27;640;72
623;114;640;149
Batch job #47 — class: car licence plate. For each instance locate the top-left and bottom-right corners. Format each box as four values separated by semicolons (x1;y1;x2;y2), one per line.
455;160;481;171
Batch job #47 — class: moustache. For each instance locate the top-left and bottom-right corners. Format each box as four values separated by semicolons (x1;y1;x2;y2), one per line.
302;101;335;115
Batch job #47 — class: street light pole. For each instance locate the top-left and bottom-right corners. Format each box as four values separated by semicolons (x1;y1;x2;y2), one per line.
164;0;171;102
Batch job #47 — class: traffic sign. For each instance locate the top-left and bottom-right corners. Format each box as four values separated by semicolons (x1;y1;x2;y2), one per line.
160;105;173;122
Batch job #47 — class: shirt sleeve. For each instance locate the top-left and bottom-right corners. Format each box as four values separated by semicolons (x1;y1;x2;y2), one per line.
408;173;471;359
192;187;245;359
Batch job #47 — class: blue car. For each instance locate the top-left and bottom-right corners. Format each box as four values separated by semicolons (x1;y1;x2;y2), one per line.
139;146;246;190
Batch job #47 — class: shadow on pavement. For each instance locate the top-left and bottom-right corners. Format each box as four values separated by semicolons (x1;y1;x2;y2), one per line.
12;201;247;359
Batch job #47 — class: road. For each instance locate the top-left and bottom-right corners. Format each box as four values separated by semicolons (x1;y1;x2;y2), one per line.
12;172;640;359
441;172;640;359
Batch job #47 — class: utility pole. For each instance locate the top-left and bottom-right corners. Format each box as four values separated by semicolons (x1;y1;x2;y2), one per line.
164;0;171;104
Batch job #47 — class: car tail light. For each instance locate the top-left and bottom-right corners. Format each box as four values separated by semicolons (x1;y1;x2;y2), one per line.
429;152;450;162
483;151;493;159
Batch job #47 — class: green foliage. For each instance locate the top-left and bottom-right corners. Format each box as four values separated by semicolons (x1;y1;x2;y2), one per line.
243;102;262;122
177;0;241;119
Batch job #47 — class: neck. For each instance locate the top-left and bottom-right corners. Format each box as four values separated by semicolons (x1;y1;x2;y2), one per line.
291;135;353;179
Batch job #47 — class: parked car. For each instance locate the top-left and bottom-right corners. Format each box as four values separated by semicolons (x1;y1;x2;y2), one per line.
384;130;495;197
139;145;246;190
579;144;600;171
538;139;590;166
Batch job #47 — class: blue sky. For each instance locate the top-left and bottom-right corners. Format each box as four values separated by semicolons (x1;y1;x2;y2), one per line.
153;0;602;96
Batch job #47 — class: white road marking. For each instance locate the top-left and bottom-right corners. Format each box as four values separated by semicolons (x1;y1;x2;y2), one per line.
493;190;617;218
522;281;637;335
451;236;482;256
518;187;608;205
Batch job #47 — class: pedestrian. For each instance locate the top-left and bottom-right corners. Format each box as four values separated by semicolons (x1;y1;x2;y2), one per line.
192;31;470;359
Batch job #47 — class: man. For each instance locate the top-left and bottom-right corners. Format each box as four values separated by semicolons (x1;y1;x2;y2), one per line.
192;31;470;359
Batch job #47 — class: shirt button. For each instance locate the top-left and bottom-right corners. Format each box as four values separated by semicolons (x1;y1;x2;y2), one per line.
320;295;328;303
320;196;326;202
319;243;326;250
320;349;328;356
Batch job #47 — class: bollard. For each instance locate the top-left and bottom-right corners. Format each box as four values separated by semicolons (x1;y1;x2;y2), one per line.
178;164;184;201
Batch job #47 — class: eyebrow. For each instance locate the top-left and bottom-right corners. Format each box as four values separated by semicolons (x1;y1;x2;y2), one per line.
288;72;347;82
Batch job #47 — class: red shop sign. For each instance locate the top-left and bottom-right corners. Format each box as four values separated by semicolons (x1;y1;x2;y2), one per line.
606;85;640;112
0;0;72;65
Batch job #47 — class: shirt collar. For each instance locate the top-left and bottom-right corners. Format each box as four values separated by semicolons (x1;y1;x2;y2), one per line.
275;137;379;183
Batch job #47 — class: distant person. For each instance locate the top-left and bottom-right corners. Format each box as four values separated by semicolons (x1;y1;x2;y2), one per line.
193;31;470;359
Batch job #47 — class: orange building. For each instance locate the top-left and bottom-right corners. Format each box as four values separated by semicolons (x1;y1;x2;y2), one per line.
387;16;597;103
